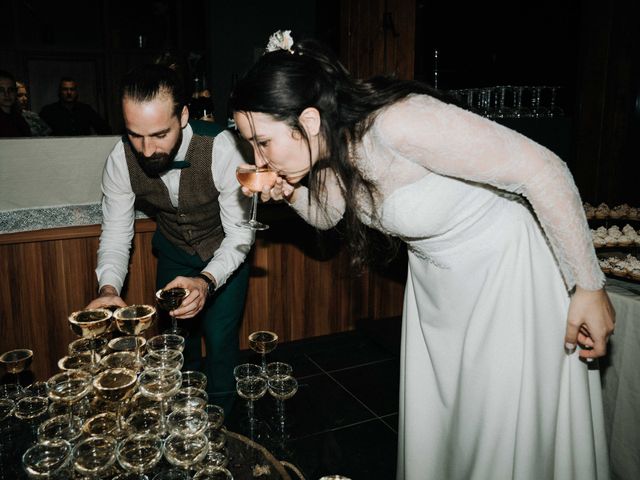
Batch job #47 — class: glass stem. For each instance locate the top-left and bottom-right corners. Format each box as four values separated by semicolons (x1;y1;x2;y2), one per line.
277;399;285;428
250;193;259;223
261;353;267;373
159;397;166;435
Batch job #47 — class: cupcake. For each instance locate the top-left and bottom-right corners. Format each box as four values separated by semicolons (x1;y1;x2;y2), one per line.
584;203;595;220
595;203;610;219
618;234;633;246
604;235;618;247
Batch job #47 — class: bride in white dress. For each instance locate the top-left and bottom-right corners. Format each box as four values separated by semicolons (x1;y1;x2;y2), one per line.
231;33;615;480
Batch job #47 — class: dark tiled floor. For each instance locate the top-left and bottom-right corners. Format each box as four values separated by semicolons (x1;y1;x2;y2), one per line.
227;317;402;480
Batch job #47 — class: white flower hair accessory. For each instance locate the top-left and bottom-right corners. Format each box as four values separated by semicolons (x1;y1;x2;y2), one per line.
265;30;294;54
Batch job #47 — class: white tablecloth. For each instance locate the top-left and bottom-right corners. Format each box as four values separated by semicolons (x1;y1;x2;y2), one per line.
603;278;640;480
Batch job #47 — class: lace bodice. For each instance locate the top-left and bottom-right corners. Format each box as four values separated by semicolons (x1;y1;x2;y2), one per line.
288;94;604;291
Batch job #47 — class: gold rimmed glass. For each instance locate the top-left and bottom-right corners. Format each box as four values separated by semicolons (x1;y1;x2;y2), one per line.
68;308;112;373
0;348;33;386
22;439;73;479
72;435;117;478
46;370;92;440
164;432;209;477
248;331;278;373
138;367;182;436
116;433;163;479
113;305;156;363
93;367;138;433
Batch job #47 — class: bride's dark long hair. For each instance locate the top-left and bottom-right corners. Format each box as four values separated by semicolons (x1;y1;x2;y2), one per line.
230;38;449;269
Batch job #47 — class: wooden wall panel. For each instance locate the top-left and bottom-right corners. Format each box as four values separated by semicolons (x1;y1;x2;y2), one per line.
0;216;405;383
340;0;415;80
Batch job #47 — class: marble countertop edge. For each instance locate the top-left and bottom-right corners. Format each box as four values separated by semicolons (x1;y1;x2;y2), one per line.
0;204;149;234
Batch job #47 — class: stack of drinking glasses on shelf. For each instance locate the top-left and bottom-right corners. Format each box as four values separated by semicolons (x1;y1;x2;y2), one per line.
447;85;565;119
0;298;233;480
234;331;299;454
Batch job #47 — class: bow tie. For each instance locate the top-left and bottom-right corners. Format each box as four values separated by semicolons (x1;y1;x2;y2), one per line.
170;160;191;169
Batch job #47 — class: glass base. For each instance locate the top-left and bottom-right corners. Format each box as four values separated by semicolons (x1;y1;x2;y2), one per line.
236;219;269;231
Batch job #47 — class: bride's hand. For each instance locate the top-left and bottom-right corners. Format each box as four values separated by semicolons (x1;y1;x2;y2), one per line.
565;287;615;360
259;177;296;203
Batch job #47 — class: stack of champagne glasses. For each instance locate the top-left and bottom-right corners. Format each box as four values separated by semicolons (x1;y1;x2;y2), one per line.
0;304;235;480
234;330;299;454
447;85;565;119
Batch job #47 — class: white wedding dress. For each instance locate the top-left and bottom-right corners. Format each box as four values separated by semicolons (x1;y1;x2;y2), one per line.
288;95;609;480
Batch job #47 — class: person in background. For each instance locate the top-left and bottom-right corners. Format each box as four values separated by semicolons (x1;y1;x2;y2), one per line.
16;81;52;136
40;77;111;136
0;69;31;137
86;64;253;415
230;32;614;480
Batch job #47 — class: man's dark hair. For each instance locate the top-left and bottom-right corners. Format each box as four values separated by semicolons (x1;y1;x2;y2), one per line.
59;77;77;86
120;64;186;117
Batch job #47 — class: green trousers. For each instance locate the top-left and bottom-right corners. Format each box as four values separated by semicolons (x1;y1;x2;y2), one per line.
152;231;249;415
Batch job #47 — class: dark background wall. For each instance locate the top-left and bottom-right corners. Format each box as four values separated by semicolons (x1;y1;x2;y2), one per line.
0;0;638;204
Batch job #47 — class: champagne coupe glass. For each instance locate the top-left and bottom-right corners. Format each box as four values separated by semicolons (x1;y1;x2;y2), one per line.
25;381;48;397
113;305;156;362
138;367;182;436
164;432;209;478
265;362;292;379
46;370;92;440
22;439;72;479
58;353;94;372
125;392;163;436
69;336;109;358
147;334;186;354
193;466;233;480
235;165;278;230
248;331;278;373
268;374;298;431
181;371;207;390
236;375;267;440
116;433;163;480
14;395;49;440
93;367;138;433
155;288;190;337
204;404;224;431
143;349;184;370
109;336;147;355
0;348;33;386
83;411;119;437
171;387;209;412
233;363;262;381
101;351;143;372
68;308;112;373
72;435;117;478
167;407;208;436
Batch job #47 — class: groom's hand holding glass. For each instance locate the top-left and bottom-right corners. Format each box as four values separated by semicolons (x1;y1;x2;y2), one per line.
161;272;215;319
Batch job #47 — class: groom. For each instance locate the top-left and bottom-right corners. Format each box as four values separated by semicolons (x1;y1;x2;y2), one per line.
87;64;254;414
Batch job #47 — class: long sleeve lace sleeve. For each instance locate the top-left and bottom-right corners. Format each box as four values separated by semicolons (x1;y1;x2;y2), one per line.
377;95;604;291
287;168;346;230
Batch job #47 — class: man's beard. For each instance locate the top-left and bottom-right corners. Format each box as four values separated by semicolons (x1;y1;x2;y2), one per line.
133;131;182;177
